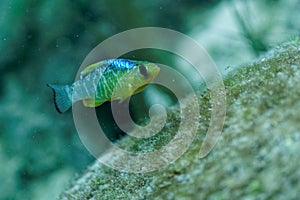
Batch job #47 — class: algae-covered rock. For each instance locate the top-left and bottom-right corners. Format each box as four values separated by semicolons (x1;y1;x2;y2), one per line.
60;40;300;199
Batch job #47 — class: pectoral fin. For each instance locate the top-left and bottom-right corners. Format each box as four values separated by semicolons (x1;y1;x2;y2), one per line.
109;85;148;104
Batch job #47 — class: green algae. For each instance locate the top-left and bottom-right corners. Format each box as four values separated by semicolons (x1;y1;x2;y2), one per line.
60;39;300;199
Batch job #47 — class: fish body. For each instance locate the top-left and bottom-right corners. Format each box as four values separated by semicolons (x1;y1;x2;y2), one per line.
48;59;160;113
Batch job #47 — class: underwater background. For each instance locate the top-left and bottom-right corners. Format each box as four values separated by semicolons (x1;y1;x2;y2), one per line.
0;0;299;199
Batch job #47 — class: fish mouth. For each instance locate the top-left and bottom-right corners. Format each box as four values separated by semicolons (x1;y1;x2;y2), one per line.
149;63;160;77
154;66;160;76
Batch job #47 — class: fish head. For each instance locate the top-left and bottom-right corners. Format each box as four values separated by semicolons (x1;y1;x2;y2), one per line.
113;60;160;98
143;62;160;80
131;61;160;87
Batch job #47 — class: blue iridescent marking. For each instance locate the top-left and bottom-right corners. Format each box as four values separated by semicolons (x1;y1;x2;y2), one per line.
106;59;136;70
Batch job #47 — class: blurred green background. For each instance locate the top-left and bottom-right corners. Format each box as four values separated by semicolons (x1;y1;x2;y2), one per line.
0;0;299;199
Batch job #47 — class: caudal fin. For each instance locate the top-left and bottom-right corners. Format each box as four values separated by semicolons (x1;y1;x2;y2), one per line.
47;84;72;113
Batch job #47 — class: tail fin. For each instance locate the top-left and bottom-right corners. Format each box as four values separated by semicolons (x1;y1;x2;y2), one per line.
47;84;72;113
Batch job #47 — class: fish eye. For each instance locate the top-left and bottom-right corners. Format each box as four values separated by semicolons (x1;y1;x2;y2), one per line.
139;65;148;77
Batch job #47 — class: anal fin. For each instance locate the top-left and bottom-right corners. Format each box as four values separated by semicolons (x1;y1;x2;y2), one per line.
82;98;103;107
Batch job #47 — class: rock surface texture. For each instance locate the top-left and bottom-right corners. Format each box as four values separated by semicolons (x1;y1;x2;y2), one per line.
61;40;300;200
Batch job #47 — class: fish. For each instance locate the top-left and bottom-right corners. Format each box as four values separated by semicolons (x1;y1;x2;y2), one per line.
47;59;160;113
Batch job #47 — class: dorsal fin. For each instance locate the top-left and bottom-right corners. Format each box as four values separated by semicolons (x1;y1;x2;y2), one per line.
80;60;108;79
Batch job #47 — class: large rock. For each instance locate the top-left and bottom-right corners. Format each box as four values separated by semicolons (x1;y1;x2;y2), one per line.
60;40;300;199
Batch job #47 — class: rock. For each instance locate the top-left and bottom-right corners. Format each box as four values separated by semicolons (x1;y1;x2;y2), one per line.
60;39;300;199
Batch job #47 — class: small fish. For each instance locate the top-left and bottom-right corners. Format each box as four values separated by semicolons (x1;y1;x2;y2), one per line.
47;59;160;113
